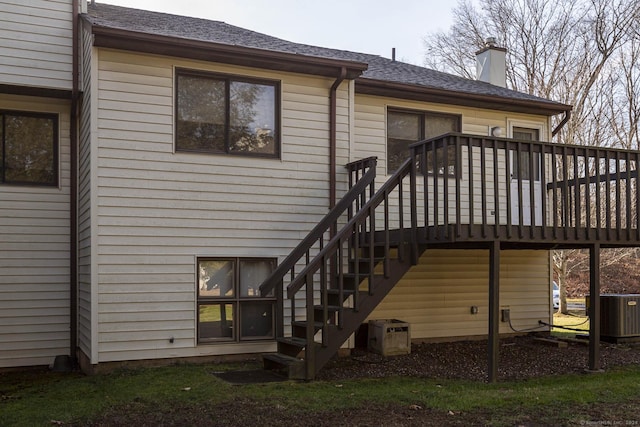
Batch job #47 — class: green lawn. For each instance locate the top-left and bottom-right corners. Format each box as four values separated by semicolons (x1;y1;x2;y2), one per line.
551;298;589;339
5;297;628;426
2;361;640;426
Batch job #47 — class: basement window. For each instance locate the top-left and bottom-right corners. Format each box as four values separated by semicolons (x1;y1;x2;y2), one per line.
175;69;280;158
0;111;58;186
197;257;277;343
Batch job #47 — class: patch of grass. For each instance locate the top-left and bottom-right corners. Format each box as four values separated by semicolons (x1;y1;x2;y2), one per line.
0;362;252;426
552;313;589;337
552;306;590;339
3;362;640;426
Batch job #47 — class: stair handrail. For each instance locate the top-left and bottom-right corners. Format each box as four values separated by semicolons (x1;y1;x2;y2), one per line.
259;157;378;297
285;157;415;298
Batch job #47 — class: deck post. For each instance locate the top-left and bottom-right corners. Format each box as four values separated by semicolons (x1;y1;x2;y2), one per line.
409;151;419;265
488;240;500;383
588;244;602;372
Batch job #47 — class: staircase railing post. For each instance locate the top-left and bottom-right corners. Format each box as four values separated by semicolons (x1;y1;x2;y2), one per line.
276;277;284;338
305;271;315;380
410;147;419;265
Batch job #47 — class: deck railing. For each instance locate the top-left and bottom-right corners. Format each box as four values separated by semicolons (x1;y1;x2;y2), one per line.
410;133;640;244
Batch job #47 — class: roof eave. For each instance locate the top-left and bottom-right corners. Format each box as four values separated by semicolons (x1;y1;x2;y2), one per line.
84;19;368;79
355;78;572;116
0;83;72;100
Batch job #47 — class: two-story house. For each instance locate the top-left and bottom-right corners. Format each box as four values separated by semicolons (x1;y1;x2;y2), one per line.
2;1;634;382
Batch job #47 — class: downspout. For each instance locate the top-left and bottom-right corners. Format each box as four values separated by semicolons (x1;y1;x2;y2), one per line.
552;110;571;137
70;0;79;365
329;67;347;217
328;67;347;290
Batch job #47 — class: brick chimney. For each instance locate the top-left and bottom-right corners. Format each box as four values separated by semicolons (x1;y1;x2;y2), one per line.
476;37;506;87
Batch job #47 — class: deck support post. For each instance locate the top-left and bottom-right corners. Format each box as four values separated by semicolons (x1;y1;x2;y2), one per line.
588;244;601;372
488;240;500;383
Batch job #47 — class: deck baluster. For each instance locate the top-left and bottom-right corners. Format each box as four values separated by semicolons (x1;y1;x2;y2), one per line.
492;140;500;238
468;136;475;237
626;151;632;241
481;138;487;238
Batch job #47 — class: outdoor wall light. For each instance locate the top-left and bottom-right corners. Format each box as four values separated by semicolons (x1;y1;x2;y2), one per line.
490;126;503;137
470;306;479;314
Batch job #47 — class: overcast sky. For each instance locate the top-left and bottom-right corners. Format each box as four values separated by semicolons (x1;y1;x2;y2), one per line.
97;0;464;65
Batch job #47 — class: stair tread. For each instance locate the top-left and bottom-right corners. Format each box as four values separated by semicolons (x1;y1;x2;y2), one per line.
342;272;383;278
314;304;341;311
326;288;356;294
277;336;307;347
358;240;400;247
350;256;386;263
292;320;324;327
263;353;303;365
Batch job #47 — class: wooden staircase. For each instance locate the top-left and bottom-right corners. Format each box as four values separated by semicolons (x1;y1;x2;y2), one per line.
259;157;420;380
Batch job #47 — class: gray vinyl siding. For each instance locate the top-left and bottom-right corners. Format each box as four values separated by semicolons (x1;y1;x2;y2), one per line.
91;50;348;363
77;24;94;361
0;0;73;90
353;95;550;238
353;94;548;176
0;97;71;368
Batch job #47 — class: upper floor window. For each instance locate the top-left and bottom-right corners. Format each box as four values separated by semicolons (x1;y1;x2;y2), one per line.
0;111;58;186
387;109;460;173
175;69;280;158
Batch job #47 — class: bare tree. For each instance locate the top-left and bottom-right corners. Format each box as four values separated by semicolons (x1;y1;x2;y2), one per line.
604;37;640;151
424;0;640;313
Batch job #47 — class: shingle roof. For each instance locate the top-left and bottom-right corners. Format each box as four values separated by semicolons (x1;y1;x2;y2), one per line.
85;3;371;61
85;3;569;111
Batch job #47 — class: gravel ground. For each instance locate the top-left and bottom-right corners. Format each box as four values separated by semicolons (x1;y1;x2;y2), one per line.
316;334;640;382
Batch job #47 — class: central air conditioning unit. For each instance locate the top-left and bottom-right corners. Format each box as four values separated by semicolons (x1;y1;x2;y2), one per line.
590;294;640;342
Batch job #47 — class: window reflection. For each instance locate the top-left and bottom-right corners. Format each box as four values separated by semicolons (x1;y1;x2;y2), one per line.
387;109;459;173
1;112;57;186
197;257;276;343
198;304;234;340
176;71;279;157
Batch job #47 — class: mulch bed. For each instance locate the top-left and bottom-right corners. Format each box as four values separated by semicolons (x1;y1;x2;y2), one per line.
316;334;640;382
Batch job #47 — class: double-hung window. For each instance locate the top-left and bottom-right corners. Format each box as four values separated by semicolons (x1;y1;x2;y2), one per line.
176;69;280;157
197;257;277;343
0;111;58;186
387;109;460;174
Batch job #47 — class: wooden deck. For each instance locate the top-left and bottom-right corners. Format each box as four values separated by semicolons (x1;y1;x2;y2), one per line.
408;133;640;249
419;224;640;248
260;135;640;382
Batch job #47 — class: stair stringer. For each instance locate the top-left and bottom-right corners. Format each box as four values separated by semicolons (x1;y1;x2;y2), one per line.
260;156;418;380
310;255;419;377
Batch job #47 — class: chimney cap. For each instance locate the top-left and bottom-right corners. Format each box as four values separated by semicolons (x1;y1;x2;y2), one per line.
475;37;507;55
485;37;497;48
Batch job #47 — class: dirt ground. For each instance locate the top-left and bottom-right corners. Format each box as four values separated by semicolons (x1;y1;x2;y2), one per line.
87;335;640;427
317;334;640;382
